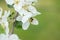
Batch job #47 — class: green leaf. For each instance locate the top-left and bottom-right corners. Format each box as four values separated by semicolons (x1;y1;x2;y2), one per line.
0;25;5;33
14;21;22;29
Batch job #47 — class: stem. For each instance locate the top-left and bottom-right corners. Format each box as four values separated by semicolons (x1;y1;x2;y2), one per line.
10;12;19;34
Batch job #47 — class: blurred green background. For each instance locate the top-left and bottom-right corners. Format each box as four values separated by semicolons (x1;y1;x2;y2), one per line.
0;0;60;40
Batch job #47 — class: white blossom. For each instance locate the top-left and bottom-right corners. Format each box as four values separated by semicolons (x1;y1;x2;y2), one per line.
13;0;25;12
28;5;41;17
16;15;39;30
22;18;38;30
5;0;41;30
0;34;20;40
0;8;20;40
16;10;40;30
5;0;38;15
0;8;10;35
15;0;40;30
2;10;10;35
5;0;25;12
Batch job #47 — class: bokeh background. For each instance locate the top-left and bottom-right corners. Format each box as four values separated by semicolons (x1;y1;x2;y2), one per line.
0;0;60;40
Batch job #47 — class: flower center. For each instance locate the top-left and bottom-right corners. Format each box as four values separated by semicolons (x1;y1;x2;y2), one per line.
22;5;28;10
29;18;33;22
14;0;19;4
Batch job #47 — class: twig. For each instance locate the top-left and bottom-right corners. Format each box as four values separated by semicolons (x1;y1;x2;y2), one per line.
10;12;19;34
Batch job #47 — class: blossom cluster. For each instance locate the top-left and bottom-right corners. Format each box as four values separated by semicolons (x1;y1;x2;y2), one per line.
0;0;41;40
0;8;20;40
5;0;41;30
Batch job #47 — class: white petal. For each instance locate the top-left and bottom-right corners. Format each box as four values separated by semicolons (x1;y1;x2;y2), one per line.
9;34;20;40
13;0;25;13
0;7;3;18
19;8;30;16
0;34;5;39
7;10;10;17
2;17;7;23
31;18;39;25
0;34;8;40
28;5;41;16
18;8;27;16
16;16;22;21
13;3;22;12
22;12;32;23
4;22;9;35
2;17;9;35
3;10;10;18
0;34;20;40
22;21;30;30
5;0;14;5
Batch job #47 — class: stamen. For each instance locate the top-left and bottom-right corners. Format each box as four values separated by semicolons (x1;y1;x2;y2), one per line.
14;0;19;4
22;5;28;10
29;18;33;22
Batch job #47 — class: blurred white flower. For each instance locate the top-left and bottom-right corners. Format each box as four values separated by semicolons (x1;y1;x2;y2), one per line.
5;0;25;12
2;10;10;35
16;4;41;22
0;34;20;40
16;15;39;30
0;8;20;40
5;0;41;30
16;9;33;22
15;1;41;30
28;5;41;17
22;17;39;30
5;0;38;15
0;8;10;35
16;6;41;30
14;0;38;16
13;0;25;12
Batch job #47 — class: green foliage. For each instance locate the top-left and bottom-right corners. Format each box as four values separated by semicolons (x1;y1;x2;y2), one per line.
14;21;22;29
7;4;13;8
0;25;4;33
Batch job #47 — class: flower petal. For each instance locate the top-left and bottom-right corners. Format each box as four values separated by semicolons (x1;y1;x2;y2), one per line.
22;12;32;23
5;0;14;5
0;34;8;40
13;3;22;13
0;34;20;40
9;34;20;40
31;18;39;25
3;10;10;18
22;21;30;30
4;22;9;35
18;8;28;16
13;0;25;13
16;16;22;21
2;17;9;35
28;5;41;16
